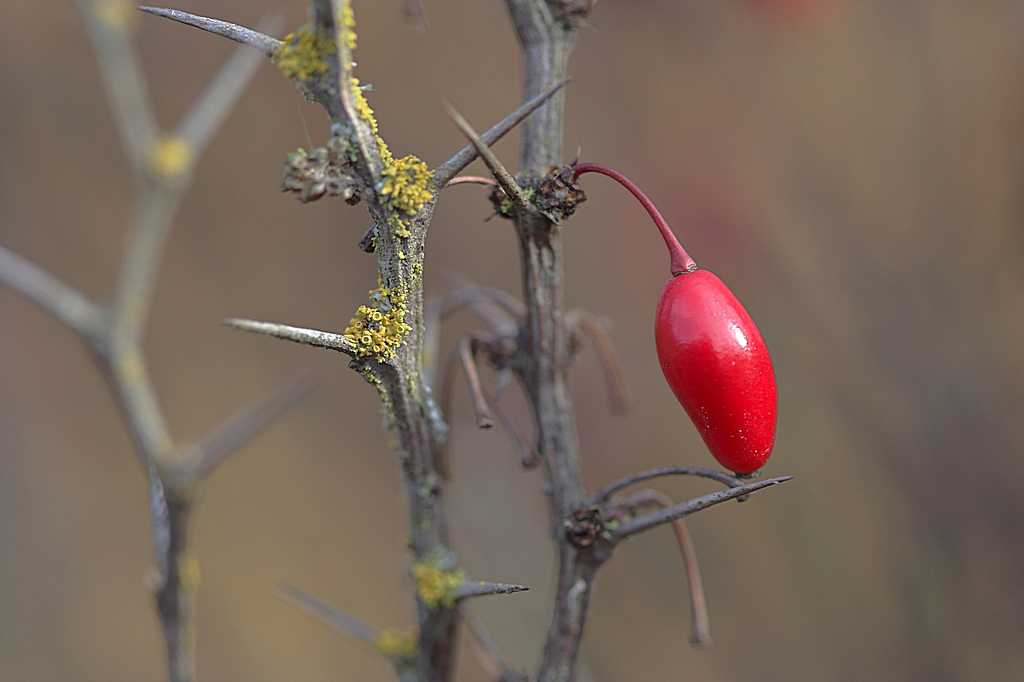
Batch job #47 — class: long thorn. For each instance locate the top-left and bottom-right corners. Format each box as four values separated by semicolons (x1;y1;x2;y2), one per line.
222;318;357;355
612;477;792;539
453;581;529;601
444;103;530;216
567;309;632;414
433;78;571;186
137;7;281;56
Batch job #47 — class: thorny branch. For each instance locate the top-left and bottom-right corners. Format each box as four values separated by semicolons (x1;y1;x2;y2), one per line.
1;2;796;681
0;4;302;682
143;3;564;681
496;2;789;682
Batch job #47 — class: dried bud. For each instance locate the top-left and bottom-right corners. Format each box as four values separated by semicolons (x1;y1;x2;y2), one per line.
563;506;605;548
536;164;587;220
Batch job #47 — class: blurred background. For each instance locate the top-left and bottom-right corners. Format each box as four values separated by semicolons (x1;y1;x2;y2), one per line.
2;1;1024;680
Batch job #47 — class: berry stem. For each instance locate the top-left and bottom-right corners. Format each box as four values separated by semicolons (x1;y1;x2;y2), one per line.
572;163;697;275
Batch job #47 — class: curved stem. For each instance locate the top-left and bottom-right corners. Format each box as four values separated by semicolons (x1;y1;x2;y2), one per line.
443;176;497;188
571;163;697;275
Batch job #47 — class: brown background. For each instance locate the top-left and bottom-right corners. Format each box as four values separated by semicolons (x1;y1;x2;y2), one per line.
2;1;1024;680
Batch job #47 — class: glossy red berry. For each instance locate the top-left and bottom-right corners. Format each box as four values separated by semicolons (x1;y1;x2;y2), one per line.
571;163;777;475
654;270;777;474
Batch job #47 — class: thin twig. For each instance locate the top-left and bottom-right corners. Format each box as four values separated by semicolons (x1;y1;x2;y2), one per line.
436;270;524;337
192;365;324;478
440;287;521;337
221;318;358;355
595;466;745;502
443;176;498;188
439;332;497;437
137;7;282;56
444;102;531;216
0;243;103;336
612;477;793;540
279;583;379;645
501;6;586;680
483;385;539;470
440;276;526;319
622;489;711;647
458;336;495;429
566;309;632;414
433;78;571;186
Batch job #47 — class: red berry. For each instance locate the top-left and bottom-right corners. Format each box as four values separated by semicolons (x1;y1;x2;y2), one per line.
655;270;777;474
571;162;777;475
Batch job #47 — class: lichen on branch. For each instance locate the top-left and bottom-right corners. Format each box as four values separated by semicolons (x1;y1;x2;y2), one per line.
379;142;434;217
273;23;331;81
412;555;467;610
343;279;412;361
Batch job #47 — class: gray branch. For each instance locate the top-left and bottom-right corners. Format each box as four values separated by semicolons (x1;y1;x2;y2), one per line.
0;242;103;337
177;13;282;156
279;583;379;645
193;366;324;478
76;0;159;176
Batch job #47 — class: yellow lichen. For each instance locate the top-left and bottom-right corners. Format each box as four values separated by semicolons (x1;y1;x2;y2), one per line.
343;280;411;361
374;628;418;659
388;214;412;239
273;24;331;81
412;556;466;610
380;153;434;217
377;137;393;165
351;77;378;133
340;2;357;51
150;135;192;177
